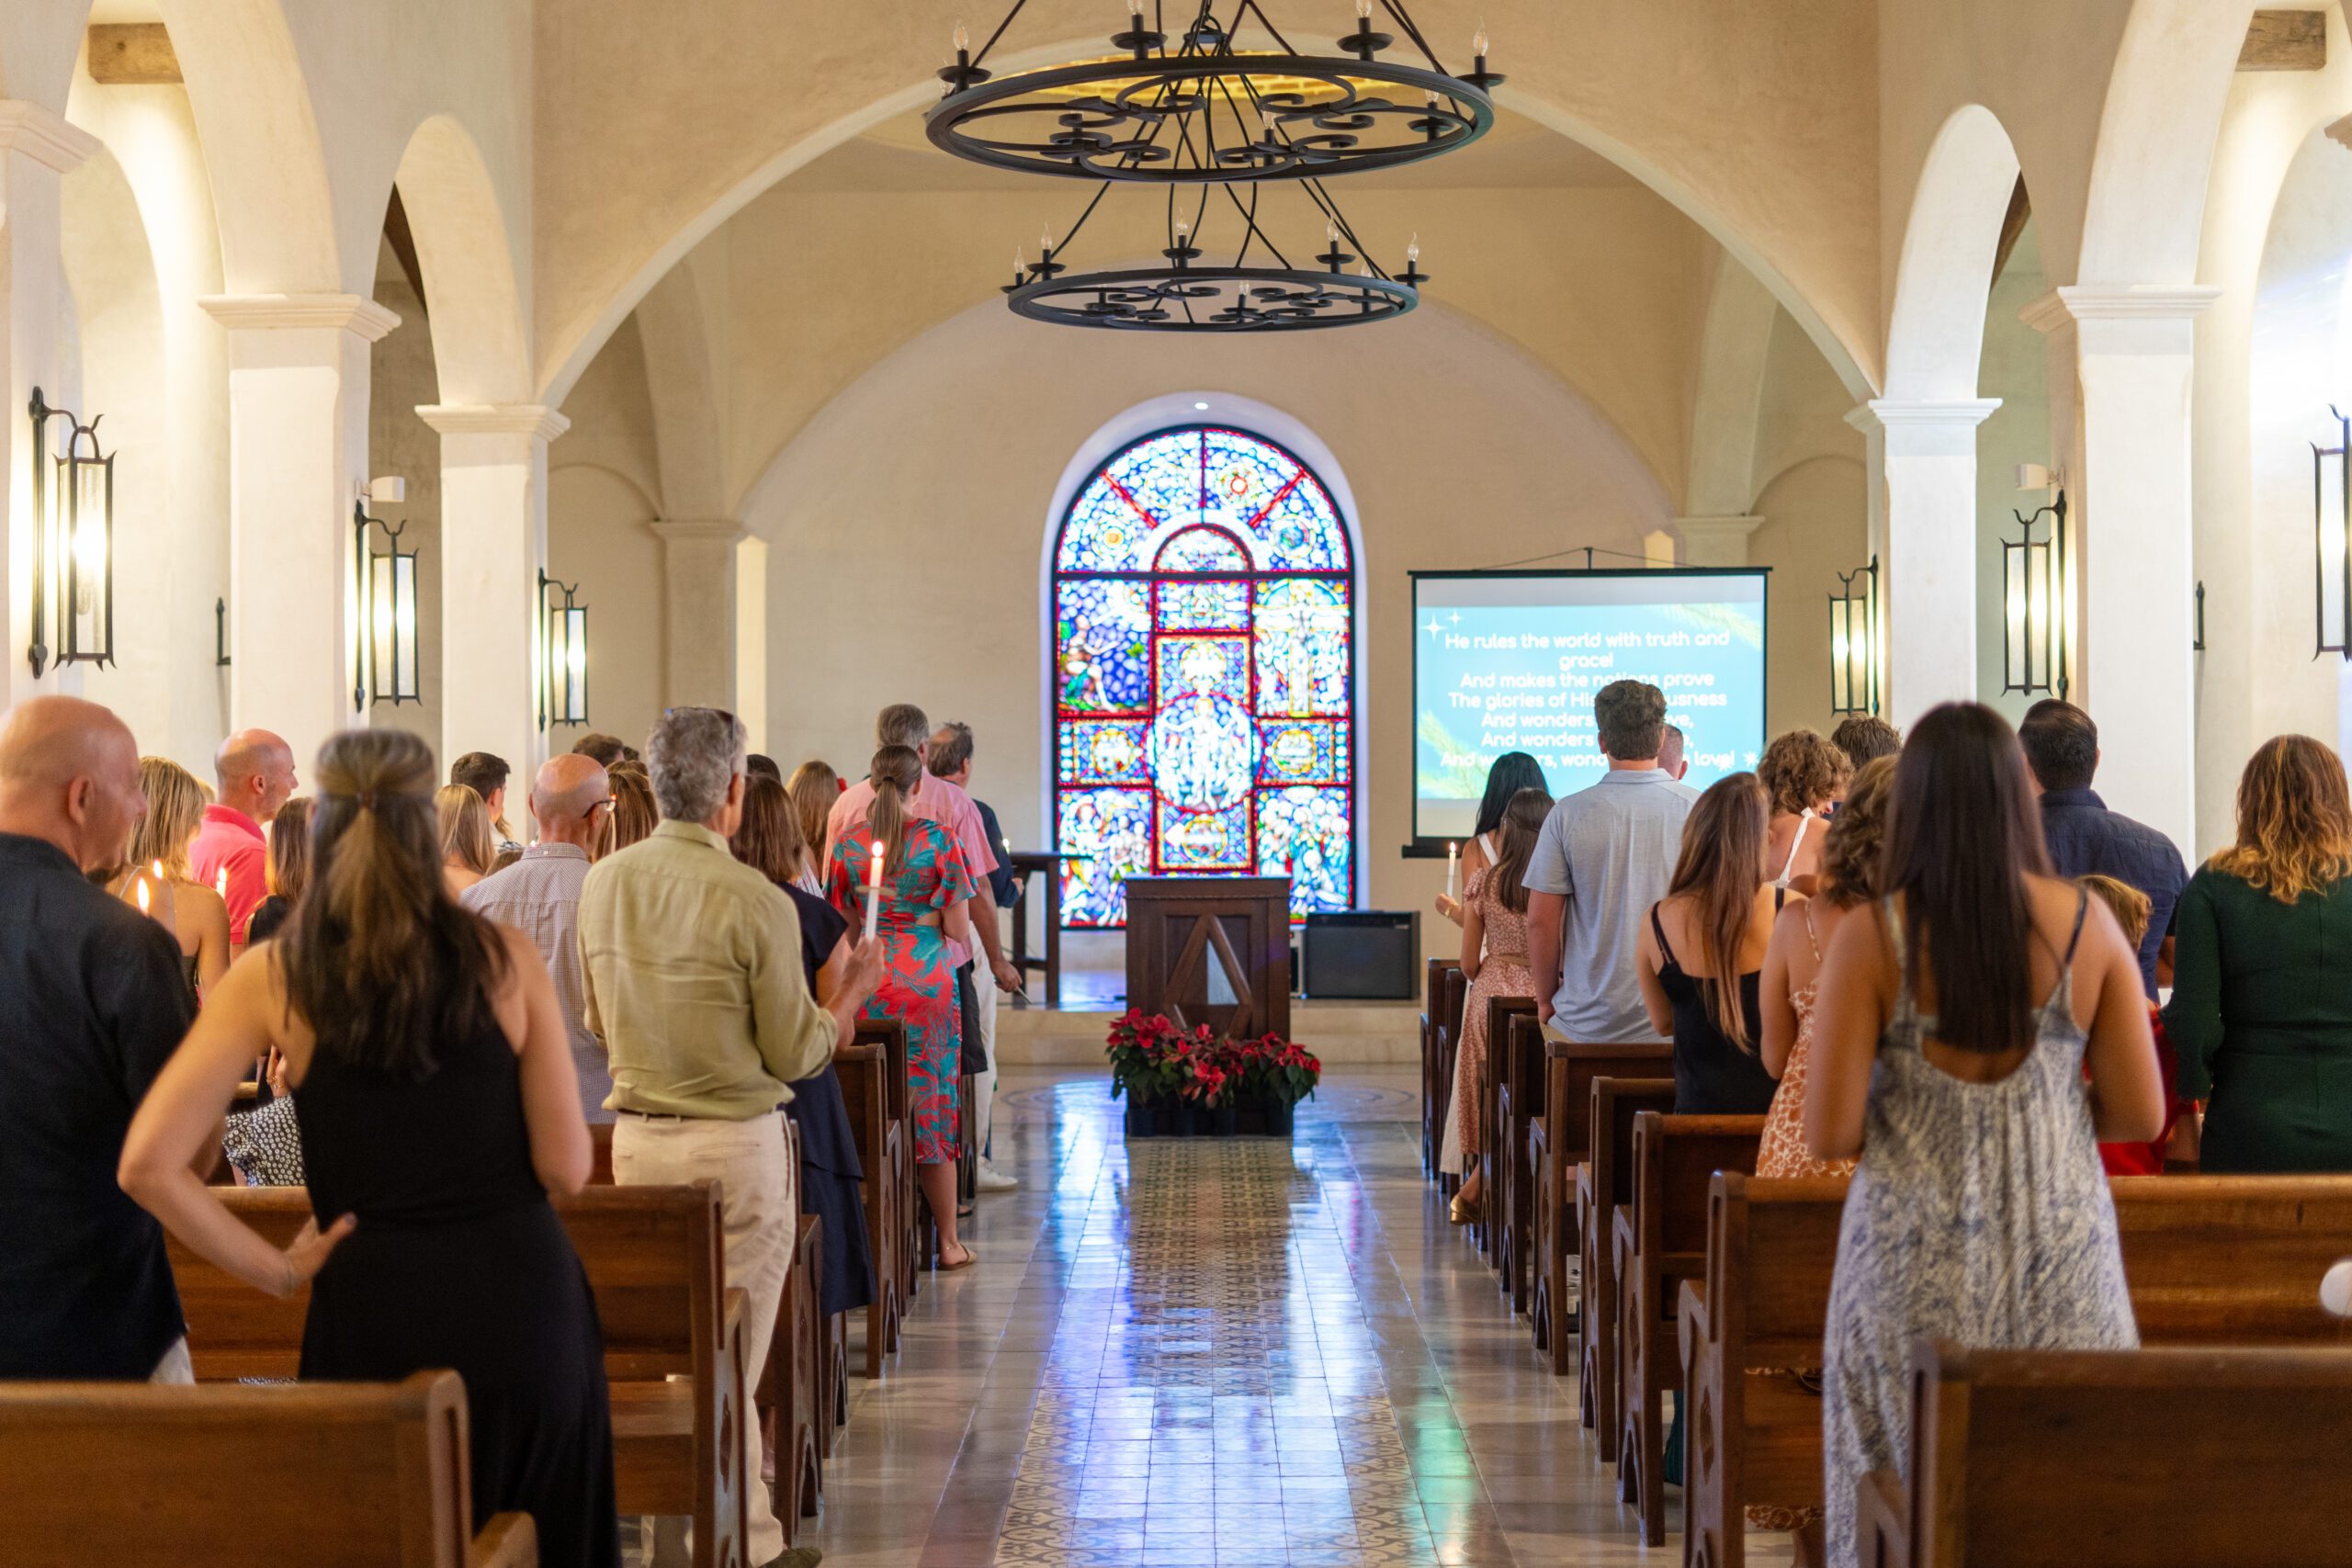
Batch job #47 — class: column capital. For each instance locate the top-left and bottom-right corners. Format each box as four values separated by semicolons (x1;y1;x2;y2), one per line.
0;101;101;174
1847;398;2002;434
652;518;747;546
2020;284;2222;333
415;403;571;443
198;293;401;342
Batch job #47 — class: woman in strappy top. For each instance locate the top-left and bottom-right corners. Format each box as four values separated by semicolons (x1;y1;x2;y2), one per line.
1634;772;1782;1115
1435;751;1548;927
1805;704;2164;1568
1758;728;1851;900
1440;786;1552;1224
1756;756;1895;1180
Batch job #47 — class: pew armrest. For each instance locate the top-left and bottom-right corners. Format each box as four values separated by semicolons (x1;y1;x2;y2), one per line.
469;1512;539;1568
1544;1038;1577;1060
833;1043;883;1065
1858;1467;1909;1568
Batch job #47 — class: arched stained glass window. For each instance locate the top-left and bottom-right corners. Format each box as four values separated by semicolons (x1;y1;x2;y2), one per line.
1053;425;1356;928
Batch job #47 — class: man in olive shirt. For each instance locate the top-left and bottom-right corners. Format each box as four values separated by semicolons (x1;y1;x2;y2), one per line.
580;706;878;1567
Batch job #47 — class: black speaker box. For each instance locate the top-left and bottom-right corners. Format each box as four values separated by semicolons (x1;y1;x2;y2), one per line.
1300;910;1419;1000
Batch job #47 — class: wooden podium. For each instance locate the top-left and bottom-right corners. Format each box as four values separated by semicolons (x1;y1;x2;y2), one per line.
1124;876;1292;1040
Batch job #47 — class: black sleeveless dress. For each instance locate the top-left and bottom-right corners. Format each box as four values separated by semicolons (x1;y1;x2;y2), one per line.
295;999;619;1567
1653;904;1781;1115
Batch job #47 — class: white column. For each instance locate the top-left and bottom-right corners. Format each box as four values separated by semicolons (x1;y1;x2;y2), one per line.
1846;399;1999;730
417;404;571;778
1674;513;1765;568
0;103;101;708
650;519;743;710
2025;285;2219;854
734;535;768;754
197;294;399;773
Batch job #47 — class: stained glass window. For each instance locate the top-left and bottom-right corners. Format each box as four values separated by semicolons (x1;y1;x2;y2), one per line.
1053;426;1356;927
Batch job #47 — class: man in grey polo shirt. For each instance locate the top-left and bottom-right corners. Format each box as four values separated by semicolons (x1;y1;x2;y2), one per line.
1527;680;1698;1043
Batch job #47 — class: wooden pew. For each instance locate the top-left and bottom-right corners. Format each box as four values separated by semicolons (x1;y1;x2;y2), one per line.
1421;956;1459;1179
1431;965;1468;1198
1859;1339;2352;1568
1477;994;1540;1264
836;1033;904;1375
1489;1003;1546;1311
1682;1173;2352;1568
167;1185;750;1568
1611;1111;1764;1545
0;1371;536;1568
754;1117;825;1542
1532;1040;1673;1374
1577;1074;1677;1458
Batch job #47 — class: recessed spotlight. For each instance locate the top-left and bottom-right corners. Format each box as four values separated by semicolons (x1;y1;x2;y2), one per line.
1193;401;1210;411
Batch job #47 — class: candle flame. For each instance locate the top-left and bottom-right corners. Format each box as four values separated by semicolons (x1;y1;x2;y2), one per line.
216;867;229;900
135;878;151;915
151;859;164;883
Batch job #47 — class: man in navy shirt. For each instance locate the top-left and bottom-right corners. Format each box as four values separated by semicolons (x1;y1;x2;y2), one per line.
2018;699;2187;998
0;696;198;1380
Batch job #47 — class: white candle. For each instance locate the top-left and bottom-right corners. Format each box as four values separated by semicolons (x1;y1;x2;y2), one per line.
863;837;884;944
1445;841;1460;900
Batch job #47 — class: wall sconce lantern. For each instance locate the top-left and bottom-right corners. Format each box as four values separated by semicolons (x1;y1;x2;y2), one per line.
352;485;419;711
2314;408;2351;660
2004;465;2069;699
538;570;589;730
1827;554;1879;716
215;597;232;667
26;387;115;677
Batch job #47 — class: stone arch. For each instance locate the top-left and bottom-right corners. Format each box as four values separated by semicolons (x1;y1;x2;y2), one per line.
1884;104;2023;402
390;113;529;405
632;255;727;521
1685;257;1783;515
155;0;339;292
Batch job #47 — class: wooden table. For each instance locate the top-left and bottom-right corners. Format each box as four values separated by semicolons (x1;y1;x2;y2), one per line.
1005;852;1066;1008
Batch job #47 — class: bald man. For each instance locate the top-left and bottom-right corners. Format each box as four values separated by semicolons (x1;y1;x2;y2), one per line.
0;697;200;1381
461;753;615;1121
190;728;297;948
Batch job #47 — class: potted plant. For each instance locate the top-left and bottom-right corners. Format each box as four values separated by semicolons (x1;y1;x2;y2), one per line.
1107;1011;1321;1138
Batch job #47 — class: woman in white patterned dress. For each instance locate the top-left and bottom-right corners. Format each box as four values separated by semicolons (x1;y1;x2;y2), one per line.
1804;704;2165;1568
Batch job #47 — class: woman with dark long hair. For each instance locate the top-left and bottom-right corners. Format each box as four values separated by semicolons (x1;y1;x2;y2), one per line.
121;729;616;1566
1804;704;2161;1568
829;744;977;1270
2164;733;2352;1171
1635;772;1781;1115
1439;786;1552;1223
1435;750;1548;925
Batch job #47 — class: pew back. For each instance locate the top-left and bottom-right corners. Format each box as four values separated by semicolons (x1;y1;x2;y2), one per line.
0;1371;535;1568
1889;1339;2352;1568
2112;1174;2352;1342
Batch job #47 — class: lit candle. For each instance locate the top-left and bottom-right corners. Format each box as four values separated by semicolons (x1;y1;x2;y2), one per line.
215;866;229;902
864;837;885;944
135;877;151;916
1445;841;1460;900
151;859;164;884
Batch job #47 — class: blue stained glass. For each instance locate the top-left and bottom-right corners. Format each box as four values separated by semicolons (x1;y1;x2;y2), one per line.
1256;719;1348;787
1051;424;1355;927
1056;579;1150;714
1059;719;1150;785
1058;786;1154;926
1155;576;1251;631
1257;787;1352;917
1158;797;1251;870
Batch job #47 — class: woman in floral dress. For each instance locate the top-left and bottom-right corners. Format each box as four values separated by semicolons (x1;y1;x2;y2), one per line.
1442;787;1552;1224
831;745;978;1270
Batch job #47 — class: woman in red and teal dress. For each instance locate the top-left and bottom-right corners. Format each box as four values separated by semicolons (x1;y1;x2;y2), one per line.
830;745;978;1269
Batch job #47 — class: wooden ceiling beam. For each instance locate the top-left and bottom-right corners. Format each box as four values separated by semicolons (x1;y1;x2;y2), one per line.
87;23;181;85
2239;10;2327;71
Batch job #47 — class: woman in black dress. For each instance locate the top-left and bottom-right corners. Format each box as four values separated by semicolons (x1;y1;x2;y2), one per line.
121;728;617;1568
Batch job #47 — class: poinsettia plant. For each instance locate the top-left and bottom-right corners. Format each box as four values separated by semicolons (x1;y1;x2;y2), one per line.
1105;1010;1321;1110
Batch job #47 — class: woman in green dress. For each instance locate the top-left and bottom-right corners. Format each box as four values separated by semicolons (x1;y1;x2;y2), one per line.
2163;734;2352;1172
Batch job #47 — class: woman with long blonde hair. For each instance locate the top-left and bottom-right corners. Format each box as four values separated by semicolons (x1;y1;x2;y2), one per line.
601;766;655;859
1635;772;1782;1114
112;755;232;1000
828;744;978;1270
436;784;495;896
119;728;615;1565
1441;785;1552;1224
2164;733;2352;1171
786;759;841;891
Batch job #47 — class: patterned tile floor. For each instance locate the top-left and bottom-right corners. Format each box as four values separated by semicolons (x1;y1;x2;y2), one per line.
810;1069;1795;1568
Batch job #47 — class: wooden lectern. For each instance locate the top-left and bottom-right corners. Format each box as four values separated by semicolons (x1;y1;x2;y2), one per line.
1124;876;1292;1040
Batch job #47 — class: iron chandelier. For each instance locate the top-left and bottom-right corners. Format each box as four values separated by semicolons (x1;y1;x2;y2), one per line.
930;0;1501;184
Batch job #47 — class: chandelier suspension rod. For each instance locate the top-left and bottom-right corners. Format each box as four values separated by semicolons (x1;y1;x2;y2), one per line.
1379;0;1449;74
1230;0;1301;57
967;0;1031;71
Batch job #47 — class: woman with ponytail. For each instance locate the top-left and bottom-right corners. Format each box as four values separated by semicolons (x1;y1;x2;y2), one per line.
121;728;618;1566
829;744;978;1270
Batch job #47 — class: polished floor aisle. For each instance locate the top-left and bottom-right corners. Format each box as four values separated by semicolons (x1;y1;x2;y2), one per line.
815;1069;1793;1567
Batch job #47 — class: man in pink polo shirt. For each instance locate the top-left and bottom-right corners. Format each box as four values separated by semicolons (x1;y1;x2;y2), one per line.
827;703;1022;997
189;728;296;949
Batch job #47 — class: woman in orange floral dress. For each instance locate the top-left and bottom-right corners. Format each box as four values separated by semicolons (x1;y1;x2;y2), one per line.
1440;787;1552;1223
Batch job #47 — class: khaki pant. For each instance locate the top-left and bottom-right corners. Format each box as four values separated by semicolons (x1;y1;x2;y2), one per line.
611;1111;793;1565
